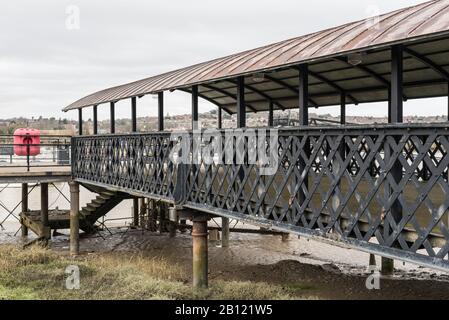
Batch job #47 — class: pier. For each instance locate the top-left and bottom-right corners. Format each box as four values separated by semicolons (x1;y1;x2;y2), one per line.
4;0;449;289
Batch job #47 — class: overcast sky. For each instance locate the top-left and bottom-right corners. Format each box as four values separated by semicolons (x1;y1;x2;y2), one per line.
1;0;446;121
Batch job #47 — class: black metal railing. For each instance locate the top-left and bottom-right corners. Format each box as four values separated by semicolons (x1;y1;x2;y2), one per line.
72;124;449;270
0;135;72;171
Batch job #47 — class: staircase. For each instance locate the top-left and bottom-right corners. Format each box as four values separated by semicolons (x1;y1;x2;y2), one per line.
20;188;126;239
79;190;125;233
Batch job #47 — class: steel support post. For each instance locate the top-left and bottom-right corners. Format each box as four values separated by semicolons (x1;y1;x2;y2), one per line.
268;101;274;127
110;102;116;134
218;107;222;129
78;108;83;136
131;97;137;132
132;198;139;227
40;183;49;238
93;105;98;135
192;85;199;130
70;181;80;256
192;215;209;289
21;183;28;237
383;45;404;276
236;76;246;128
158;92;164;131
298;64;309;206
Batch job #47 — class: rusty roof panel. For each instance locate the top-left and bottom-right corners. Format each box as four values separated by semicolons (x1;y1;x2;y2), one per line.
64;0;449;111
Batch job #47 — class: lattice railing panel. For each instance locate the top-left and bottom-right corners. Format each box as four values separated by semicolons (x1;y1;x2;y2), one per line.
72;125;449;270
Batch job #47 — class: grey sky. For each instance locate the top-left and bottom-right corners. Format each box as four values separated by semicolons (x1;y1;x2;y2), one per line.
1;0;445;121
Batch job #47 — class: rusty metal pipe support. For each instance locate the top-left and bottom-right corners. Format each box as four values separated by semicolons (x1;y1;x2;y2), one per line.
192;215;209;289
70;181;80;256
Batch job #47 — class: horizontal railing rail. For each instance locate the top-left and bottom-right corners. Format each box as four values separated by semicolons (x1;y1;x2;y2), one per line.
72;124;449;271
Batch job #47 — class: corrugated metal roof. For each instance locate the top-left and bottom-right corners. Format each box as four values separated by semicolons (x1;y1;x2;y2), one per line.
64;0;449;112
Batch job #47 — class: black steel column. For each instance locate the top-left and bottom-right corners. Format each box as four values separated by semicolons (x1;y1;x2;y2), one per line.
383;45;404;276
158;92;164;131
390;45;403;124
110;102;115;134
70;181;80;256
218;107;222;129
192;85;199;130
298;64;309;208
236;76;246;128
21;183;28;237
268;101;274;127
340;93;346;125
131;97;137;132
41;183;49;240
447;82;449;122
93;105;98;135
78;108;83;136
299;64;309;126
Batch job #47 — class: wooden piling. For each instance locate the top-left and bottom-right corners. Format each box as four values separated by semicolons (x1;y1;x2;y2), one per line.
70;181;80;256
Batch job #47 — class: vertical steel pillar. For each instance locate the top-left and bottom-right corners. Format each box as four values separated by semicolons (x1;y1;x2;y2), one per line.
70;181;80;256
131;97;137;132
78;108;83;136
158;92;164;131
93;105;98;135
110;102;116;134
218;107;222;129
340;93;346;125
21;183;28;237
40;183;49;238
447;82;449;122
383;45;404;276
298;64;309;207
132;198;139;228
192;215;208;289
192;85;199;130
268;101;274;127
236;76;246;128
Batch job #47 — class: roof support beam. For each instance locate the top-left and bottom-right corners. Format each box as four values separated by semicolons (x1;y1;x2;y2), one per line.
308;70;359;105
404;47;449;81
177;88;233;115
158;92;164;131
200;84;257;113
237;76;246;128
264;74;318;107
93;105;98;135
334;56;408;101
110;102;115;134
225;79;288;111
